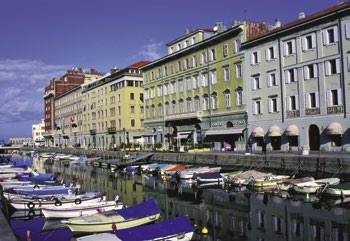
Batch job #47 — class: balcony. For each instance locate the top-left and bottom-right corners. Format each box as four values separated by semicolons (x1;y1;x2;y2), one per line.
165;111;203;121
305;107;320;115
286;110;300;118
108;127;117;134
90;129;97;135
327;105;343;114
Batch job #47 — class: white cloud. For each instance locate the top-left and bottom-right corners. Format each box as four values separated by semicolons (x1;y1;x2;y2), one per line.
0;59;71;123
139;42;164;60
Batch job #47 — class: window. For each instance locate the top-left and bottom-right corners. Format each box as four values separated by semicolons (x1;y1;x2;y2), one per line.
224;92;231;108
157;85;162;97
163;66;168;76
284;40;296;56
211;93;218;110
179;99;185;113
150;87;155;98
224;66;230;82
202;96;209;110
302;33;316;51
130;105;135;114
192;36;197;44
186;77;191;91
306;92;319;108
266;46;276;61
184;58;190;69
267;72;278;87
171;101;176;114
223;44;228;57
252;75;261;90
285;68;297;83
130;93;134;100
268;96;279;113
151;105;156;118
164;84;168;95
201;74;208;87
251;51;260;65
131;119;135;127
287;95;299;110
304;64;318;79
186;98;192;112
325;59;341;75
193;75;200;89
177;61;182;72
327;89;342;106
236;89;243;106
253;99;262;115
236;63;242;79
158;104;162;116
323;26;338;45
192;56;197;68
179;80;184;92
210;70;217;85
194;97;200;111
165;102;170;115
210;48;216;61
234;39;241;53
346;22;350;39
201;52;207;64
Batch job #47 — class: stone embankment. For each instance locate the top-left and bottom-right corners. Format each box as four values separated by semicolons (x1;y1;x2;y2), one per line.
26;148;349;180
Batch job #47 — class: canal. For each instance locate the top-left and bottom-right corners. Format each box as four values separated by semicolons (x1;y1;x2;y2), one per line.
2;154;350;241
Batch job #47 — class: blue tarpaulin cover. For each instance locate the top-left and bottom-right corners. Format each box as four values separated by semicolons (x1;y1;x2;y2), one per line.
103;199;161;220
114;216;193;241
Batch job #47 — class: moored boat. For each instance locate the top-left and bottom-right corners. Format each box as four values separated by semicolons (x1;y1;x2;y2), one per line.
321;182;350;198
41;199;125;219
292;177;340;194
62;198;161;233
76;216;194;241
277;177;315;191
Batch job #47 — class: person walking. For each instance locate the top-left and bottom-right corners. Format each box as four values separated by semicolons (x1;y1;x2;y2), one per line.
262;139;267;155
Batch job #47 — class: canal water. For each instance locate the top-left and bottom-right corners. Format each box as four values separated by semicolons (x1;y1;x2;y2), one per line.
2;154;350;241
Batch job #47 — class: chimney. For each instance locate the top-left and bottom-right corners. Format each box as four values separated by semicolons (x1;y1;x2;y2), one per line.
275;18;281;28
299;12;305;19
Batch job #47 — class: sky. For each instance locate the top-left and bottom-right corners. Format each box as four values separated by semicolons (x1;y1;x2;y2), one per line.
0;0;343;142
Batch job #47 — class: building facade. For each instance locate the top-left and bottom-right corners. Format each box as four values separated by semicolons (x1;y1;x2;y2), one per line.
242;2;350;152
43;68;102;146
141;22;272;152
81;61;148;150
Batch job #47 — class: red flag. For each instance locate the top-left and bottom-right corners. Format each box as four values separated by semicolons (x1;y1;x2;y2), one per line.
71;117;74;122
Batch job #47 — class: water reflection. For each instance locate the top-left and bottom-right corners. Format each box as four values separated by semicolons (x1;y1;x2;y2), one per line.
4;155;350;241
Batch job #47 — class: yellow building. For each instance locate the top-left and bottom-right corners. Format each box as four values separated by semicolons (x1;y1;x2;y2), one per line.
141;22;271;152
82;61;149;150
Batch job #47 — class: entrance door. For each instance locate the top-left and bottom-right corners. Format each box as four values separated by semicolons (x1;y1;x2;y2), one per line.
308;125;320;151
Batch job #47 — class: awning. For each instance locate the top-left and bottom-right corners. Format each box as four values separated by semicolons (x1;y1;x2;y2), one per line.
252;127;265;137
142;133;155;137
268;125;281;137
285;125;300;136
133;136;142;139
326;122;343;135
177;131;192;139
205;128;244;136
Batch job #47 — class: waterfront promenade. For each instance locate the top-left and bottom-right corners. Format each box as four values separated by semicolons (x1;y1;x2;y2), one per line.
25;147;350;179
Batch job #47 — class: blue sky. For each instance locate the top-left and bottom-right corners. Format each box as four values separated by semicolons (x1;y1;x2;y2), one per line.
0;0;342;142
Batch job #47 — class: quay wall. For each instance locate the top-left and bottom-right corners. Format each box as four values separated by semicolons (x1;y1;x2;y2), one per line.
25;148;349;180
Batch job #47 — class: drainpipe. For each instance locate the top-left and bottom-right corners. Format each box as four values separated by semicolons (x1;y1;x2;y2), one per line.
338;17;346;118
277;39;285;123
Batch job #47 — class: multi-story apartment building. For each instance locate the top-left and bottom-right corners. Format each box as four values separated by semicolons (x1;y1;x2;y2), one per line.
141;22;272;152
242;2;350;152
43;68;102;146
32;119;45;143
81;61;148;150
54;86;83;148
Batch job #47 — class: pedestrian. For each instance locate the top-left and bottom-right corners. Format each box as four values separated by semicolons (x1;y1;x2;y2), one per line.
262;140;266;155
248;139;252;153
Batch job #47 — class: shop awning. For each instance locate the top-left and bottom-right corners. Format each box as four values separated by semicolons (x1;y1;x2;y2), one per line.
285;125;300;136
268;125;281;137
133;136;142;139
142;133;155;137
205;128;244;136
177;131;192;139
252;127;265;137
326;122;343;135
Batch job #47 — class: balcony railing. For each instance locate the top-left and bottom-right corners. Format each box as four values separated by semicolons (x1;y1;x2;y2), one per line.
327;105;343;114
305;107;320;115
165;111;203;121
108;127;117;134
286;110;300;118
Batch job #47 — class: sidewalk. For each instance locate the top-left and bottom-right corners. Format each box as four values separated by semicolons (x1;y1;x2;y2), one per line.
0;208;16;241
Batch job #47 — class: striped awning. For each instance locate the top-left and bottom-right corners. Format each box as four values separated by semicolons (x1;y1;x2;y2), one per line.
205;128;244;136
268;125;281;137
252;127;265;137
326;122;343;135
285;125;300;136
